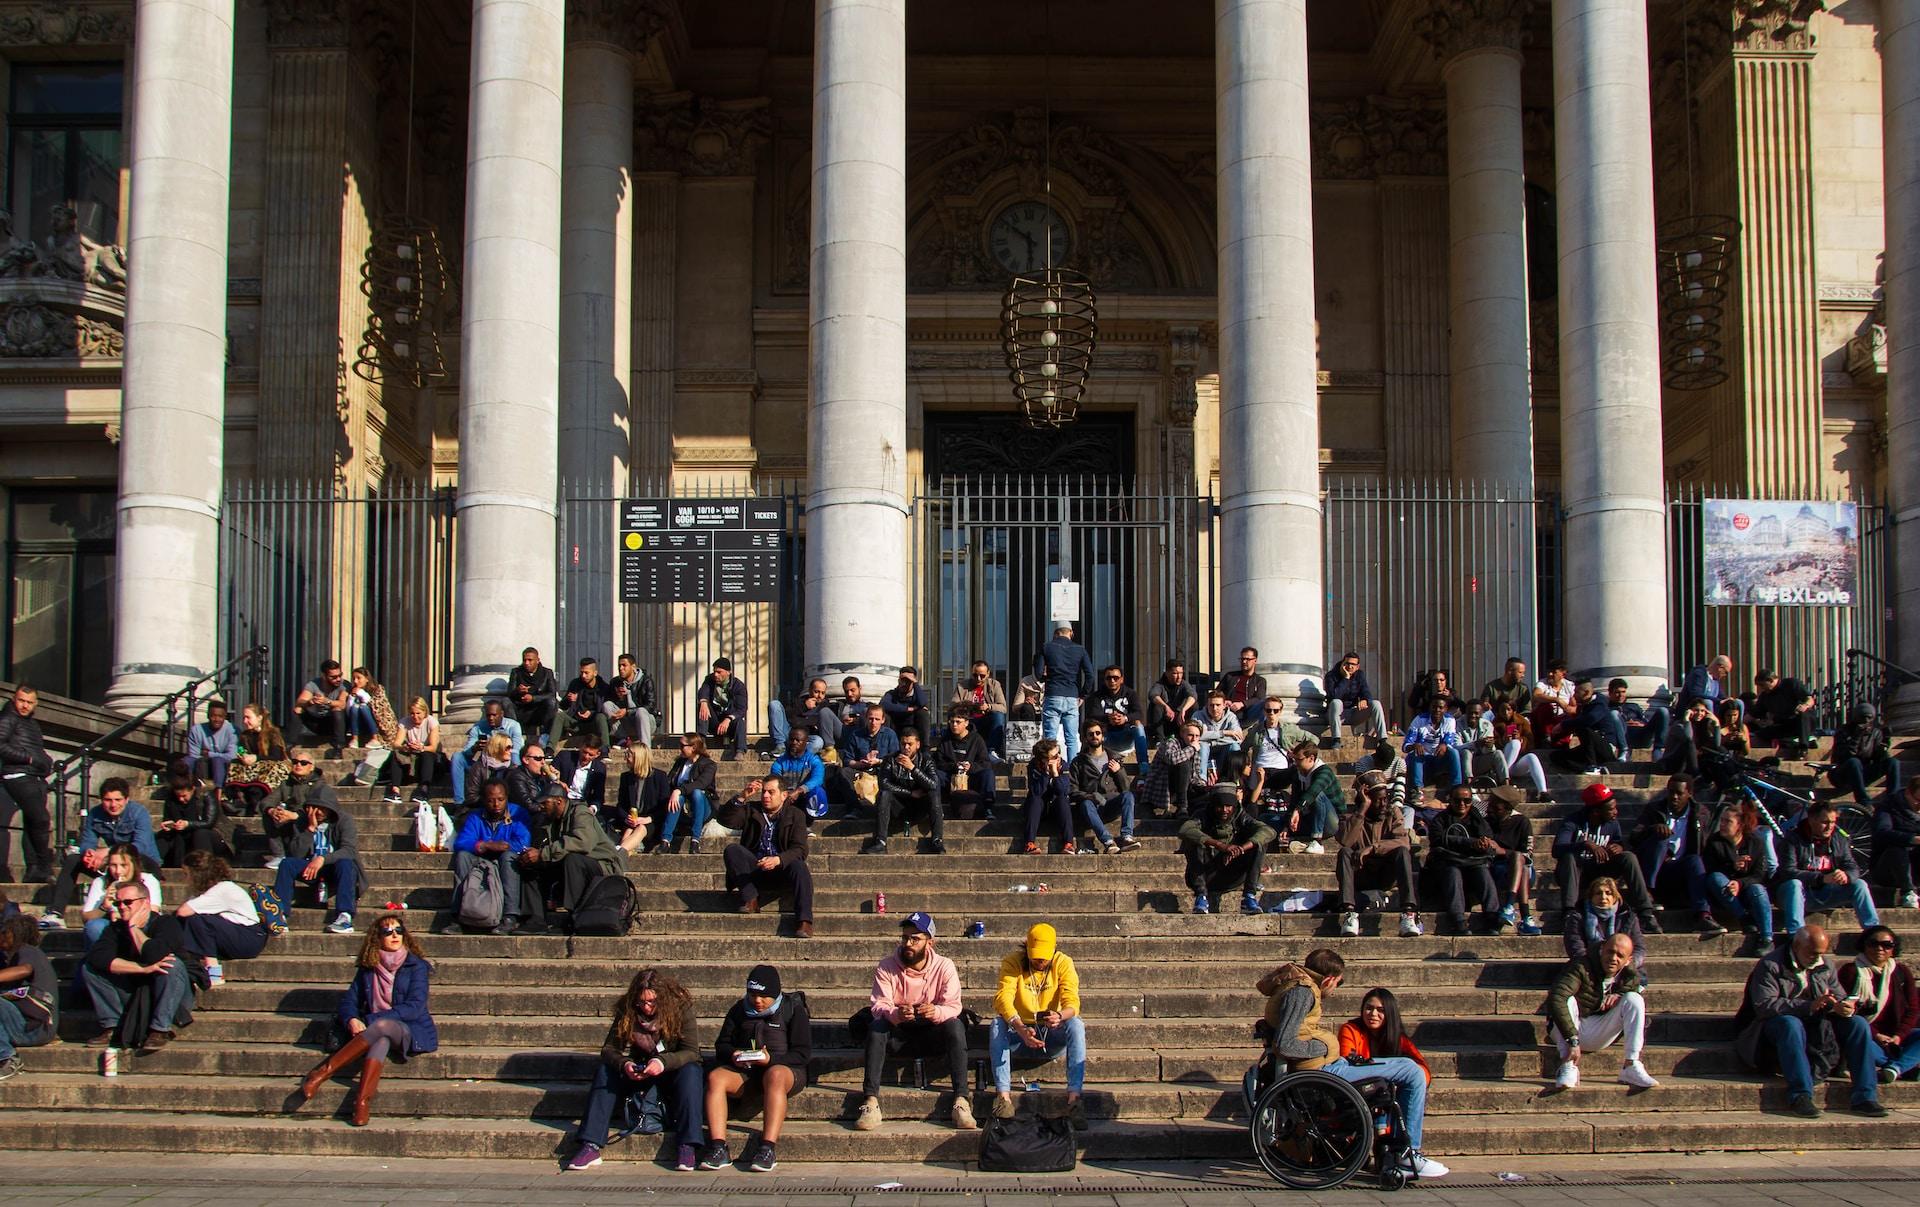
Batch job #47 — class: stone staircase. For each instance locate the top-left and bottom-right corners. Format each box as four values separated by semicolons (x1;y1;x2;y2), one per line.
6;739;1920;1165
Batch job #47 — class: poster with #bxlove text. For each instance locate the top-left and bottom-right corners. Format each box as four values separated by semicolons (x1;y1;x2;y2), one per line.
1702;499;1858;606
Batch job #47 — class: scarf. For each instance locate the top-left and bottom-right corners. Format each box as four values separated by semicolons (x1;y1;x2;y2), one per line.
1853;957;1896;1019
743;993;784;1019
370;949;407;1014
629;1013;663;1057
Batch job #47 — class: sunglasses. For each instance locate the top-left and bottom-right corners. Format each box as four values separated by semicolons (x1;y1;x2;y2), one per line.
290;758;314;766
524;754;546;761
113;896;144;906
1867;940;1896;950
1263;708;1282;715
378;925;406;937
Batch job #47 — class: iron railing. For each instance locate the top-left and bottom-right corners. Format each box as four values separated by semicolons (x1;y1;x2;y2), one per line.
1838;647;1920;725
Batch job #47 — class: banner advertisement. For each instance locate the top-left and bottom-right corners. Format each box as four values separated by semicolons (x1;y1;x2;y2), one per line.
1702;498;1858;606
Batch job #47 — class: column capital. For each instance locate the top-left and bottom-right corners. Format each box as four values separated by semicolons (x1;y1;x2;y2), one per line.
266;0;349;49
566;0;669;50
1690;0;1828;56
636;92;770;177
1414;0;1530;64
1311;97;1447;181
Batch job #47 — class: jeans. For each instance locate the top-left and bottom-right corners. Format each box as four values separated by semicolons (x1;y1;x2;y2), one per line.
1184;847;1263;898
1760;1012;1878;1103
344;704;377;742
862;1014;969;1098
1290;794;1339;841
977;711;1007;758
0;995;54;1060
554;710;612;750
179;912;271;960
1407;749;1462;792
273;855;362;920
300;705;348;749
451;849;524;922
1830;756;1901;806
1324;1055;1427;1151
655;788;711;845
1707;872;1776;939
1336;845;1417;912
577;1059;707;1148
1605;707;1670;757
1633;840;1709;913
1778;877;1879;932
990;1014;1086;1093
1080;790;1136;846
1882;1028;1920;1080
80;957;194;1038
767;700;792;751
1105;723;1149;766
193;756;233;788
1041;696;1081;761
1326;698;1384;740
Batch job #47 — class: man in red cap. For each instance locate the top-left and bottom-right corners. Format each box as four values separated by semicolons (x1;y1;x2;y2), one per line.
1550;783;1662;934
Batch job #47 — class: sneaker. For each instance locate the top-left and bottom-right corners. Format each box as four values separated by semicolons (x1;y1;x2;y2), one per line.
859;839;888;855
1853;1098;1890;1117
1192;894;1211;915
565;1143;604;1171
696;1141;732;1170
1066;1097;1088;1130
951;1096;978;1130
263;857;283;872
688;839;702;855
1517;918;1544;936
0;1056;22;1081
1880;1065;1899;1084
1555;1060;1580;1090
1304;840;1325;855
1241;892;1263;915
37;913;62;931
1024;842;1041;855
992;1091;1016;1119
1902;891;1920;910
1696;912;1728;936
382;790;404;805
205;959;224;986
327;913;355;934
1116;836;1141;852
1407;1153;1449;1179
1639;913;1664;935
1617;1060;1659;1089
1286;839;1307;854
1061;841;1077;855
1789;1093;1820;1118
1398;912;1423;938
745;1140;777;1172
926;838;947;855
1340;910;1361;937
674;1143;698;1171
1102;842;1119;855
1498;903;1517;927
854;1096;882;1131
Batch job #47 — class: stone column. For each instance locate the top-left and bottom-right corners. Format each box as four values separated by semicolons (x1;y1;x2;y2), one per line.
448;0;566;717
558;4;647;661
106;0;238;713
805;0;908;681
1885;1;1920;727
631;172;678;481
1216;0;1324;714
1552;0;1671;694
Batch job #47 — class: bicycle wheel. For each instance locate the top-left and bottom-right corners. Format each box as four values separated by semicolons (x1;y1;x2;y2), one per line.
1250;1070;1374;1190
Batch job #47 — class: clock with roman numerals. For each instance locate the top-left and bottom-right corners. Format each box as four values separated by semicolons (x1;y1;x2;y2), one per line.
988;201;1071;274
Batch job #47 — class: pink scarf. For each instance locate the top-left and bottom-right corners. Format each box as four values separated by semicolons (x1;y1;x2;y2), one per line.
370;949;407;1013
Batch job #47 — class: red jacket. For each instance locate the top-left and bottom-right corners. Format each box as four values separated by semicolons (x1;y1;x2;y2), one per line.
1838;960;1920;1039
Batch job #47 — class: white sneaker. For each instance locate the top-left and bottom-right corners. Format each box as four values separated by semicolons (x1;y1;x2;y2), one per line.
37;913;63;931
1398;912;1424;938
1408;1153;1449;1179
1617;1060;1659;1089
1286;840;1307;854
1555;1060;1580;1090
1305;840;1325;855
326;913;355;934
853;1096;882;1131
1902;891;1920;910
263;857;283;871
1340;910;1361;936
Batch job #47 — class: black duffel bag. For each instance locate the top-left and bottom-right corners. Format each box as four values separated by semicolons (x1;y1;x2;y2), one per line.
978;1112;1076;1173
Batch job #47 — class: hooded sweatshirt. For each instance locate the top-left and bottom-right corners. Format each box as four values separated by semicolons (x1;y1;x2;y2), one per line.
870;948;962;1025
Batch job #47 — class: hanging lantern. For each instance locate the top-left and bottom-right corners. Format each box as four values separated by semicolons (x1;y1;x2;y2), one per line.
1002;267;1097;428
1655;213;1737;391
352;215;450;389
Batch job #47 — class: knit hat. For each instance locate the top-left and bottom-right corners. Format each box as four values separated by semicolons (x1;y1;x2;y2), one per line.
1026;923;1058;963
713;657;733;672
745;964;781;997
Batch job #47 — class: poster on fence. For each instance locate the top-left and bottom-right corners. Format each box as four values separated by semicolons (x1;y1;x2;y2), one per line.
1702;498;1858;606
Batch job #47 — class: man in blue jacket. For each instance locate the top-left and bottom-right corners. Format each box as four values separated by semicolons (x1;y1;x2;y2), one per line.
42;778;160;929
1032;624;1094;761
449;781;530;935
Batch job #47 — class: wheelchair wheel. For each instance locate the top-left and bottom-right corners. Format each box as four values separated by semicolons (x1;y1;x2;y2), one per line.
1250;1070;1374;1190
1380;1164;1408;1192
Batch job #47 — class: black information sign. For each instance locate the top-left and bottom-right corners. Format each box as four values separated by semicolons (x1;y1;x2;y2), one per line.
618;497;784;603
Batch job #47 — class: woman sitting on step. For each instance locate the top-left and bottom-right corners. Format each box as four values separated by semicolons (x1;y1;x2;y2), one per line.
174;851;270;982
77;844;162;949
296;912;437;1126
565;968;707;1172
1338;986;1432;1084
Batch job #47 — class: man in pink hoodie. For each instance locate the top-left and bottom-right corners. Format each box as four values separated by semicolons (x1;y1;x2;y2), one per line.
851;911;977;1132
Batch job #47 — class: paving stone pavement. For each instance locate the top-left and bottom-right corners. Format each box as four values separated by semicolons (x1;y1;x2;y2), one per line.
0;1151;1914;1206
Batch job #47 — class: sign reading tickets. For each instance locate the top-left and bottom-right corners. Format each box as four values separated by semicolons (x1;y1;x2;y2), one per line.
619;497;783;603
1702;498;1858;607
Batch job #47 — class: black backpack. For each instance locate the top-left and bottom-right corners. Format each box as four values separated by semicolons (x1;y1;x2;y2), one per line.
570;874;636;936
978;1112;1076;1172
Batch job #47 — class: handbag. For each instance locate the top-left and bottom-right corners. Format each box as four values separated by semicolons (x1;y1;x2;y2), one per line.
853;770;879;805
950;769;971;793
978;1112;1076;1173
354;743;393;783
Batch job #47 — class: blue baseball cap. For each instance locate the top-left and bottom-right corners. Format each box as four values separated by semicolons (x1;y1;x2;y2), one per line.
902;911;936;936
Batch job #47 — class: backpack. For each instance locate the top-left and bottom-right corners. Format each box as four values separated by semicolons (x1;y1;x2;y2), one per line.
978;1112;1076;1173
570;874;636;936
248;883;290;936
456;858;505;931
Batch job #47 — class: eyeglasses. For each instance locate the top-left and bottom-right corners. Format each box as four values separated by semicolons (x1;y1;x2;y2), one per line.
290;758;314;767
1104;674;1122;681
1263;708;1282;715
378;925;406;937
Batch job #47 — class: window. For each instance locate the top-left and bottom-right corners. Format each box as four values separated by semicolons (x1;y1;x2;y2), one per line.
6;488;115;702
6;63;124;250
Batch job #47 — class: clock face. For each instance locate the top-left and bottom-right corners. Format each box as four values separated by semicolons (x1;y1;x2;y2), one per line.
988;202;1071;274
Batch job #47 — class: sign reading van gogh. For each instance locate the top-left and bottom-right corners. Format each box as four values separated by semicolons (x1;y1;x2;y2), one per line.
1702;499;1858;606
618;497;784;603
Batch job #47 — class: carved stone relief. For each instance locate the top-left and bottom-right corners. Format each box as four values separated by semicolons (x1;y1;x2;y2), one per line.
1310;98;1447;180
1413;0;1529;62
637;92;771;177
0;2;130;45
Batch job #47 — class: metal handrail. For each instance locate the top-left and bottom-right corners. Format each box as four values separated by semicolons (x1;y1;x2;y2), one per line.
50;645;269;850
1846;647;1920;686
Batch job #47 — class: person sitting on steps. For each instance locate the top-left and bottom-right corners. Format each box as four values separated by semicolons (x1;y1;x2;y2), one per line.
565;968;707;1172
989;923;1088;1129
721;776;815;939
296;912;437;1126
1545;932;1659;1091
1734;923;1885;1118
862;728;946;855
1180;786;1276;916
852;912;977;1134
698;963;811;1174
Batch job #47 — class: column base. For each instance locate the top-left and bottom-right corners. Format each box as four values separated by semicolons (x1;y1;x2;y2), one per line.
1259;662;1326;729
445;665;518;727
806;661;903;688
105;666;210;718
1889;680;1920;735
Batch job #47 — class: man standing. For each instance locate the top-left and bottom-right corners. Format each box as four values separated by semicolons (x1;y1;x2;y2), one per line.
294;660;350;755
1334;776;1422;938
1551;784;1663;935
186;701;239;788
449;781;529;935
270;792;363;935
1323;653;1385;743
696;657;750;760
507;647;560;741
1735;924;1885;1117
0;684;54;883
722;775;814;938
449;700;524;810
989;923;1088;1127
852;912;977;1132
1178;788;1275;916
880;667;933;748
78;878;193;1053
1544;933;1659;1091
518;784;627;934
1033;624;1094;761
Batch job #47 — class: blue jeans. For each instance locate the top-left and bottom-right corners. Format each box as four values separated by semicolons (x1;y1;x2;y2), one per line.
1761;1012;1878;1103
1707;871;1775;939
977;711;1007;757
79;957;194;1036
1326;698;1384;741
273;855;362;920
1408;749;1462;792
1605;707;1671;757
656;788;711;844
345;704;377;741
576;1059;706;1148
1634;840;1709;913
1080;790;1136;846
1105;723;1149;765
1042;696;1082;761
83;916;112;948
0;995;55;1060
990;1014;1086;1093
449;745;519;807
1830;757;1902;806
767;701;823;752
1778;876;1879;933
1883;1029;1920;1079
1325;1055;1428;1152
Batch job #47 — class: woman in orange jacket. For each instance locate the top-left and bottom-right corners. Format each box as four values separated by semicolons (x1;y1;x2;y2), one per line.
1338;986;1431;1084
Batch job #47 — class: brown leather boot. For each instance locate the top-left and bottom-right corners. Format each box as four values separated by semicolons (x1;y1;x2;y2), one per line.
349;1057;383;1126
299;1034;369;1101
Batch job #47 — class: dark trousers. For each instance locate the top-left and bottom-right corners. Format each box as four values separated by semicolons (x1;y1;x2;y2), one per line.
452;849;525;921
273;855;362;919
179;913;271;961
863;1014;969;1098
1751;711;1814;750
299;705;348;750
0;775;53;879
1336;845;1417;912
49;850;162;912
722;844;815;922
381;750;441;794
1422;859;1498;918
513;701;557;741
701;710;748;754
1831;756;1901;806
155;825;220;868
192;756;232;787
577;1059;706;1148
1556;851;1656;916
874;788;944;843
1633;839;1709;912
940;765;997;815
1183;846;1262;897
519;853;605;927
1023;789;1074;845
1873;846;1920;894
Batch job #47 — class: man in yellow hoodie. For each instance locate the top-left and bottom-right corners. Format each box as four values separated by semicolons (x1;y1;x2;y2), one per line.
990;923;1087;1127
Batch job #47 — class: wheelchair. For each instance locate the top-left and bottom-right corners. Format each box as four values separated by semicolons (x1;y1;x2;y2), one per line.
1245;1054;1416;1191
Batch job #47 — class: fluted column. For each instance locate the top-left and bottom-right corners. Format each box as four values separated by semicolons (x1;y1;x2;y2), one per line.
1552;0;1670;694
448;0;566;717
805;0;908;680
106;0;237;713
1885;1;1920;727
1216;0;1325;716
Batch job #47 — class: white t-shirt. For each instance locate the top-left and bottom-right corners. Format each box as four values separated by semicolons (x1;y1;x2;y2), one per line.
184;880;260;926
1252;726;1291;771
1535;678;1575;707
83;872;164;915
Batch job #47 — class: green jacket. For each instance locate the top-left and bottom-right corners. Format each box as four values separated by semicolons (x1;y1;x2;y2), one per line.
532;801;627;876
1544;952;1643;1043
1179;807;1276;852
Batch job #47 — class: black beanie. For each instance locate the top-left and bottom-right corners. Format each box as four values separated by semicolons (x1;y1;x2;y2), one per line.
745;964;781;997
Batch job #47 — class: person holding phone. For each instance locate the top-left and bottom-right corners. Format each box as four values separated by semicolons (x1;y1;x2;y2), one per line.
1734;923;1885;1117
700;964;810;1173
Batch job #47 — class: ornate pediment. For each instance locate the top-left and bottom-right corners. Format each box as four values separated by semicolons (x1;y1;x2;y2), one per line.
1310;97;1447;180
636;92;770;176
0;2;130;45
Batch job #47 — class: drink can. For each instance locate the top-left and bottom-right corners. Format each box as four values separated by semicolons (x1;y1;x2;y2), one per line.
874;891;886;915
967;920;986;940
101;1049;118;1077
